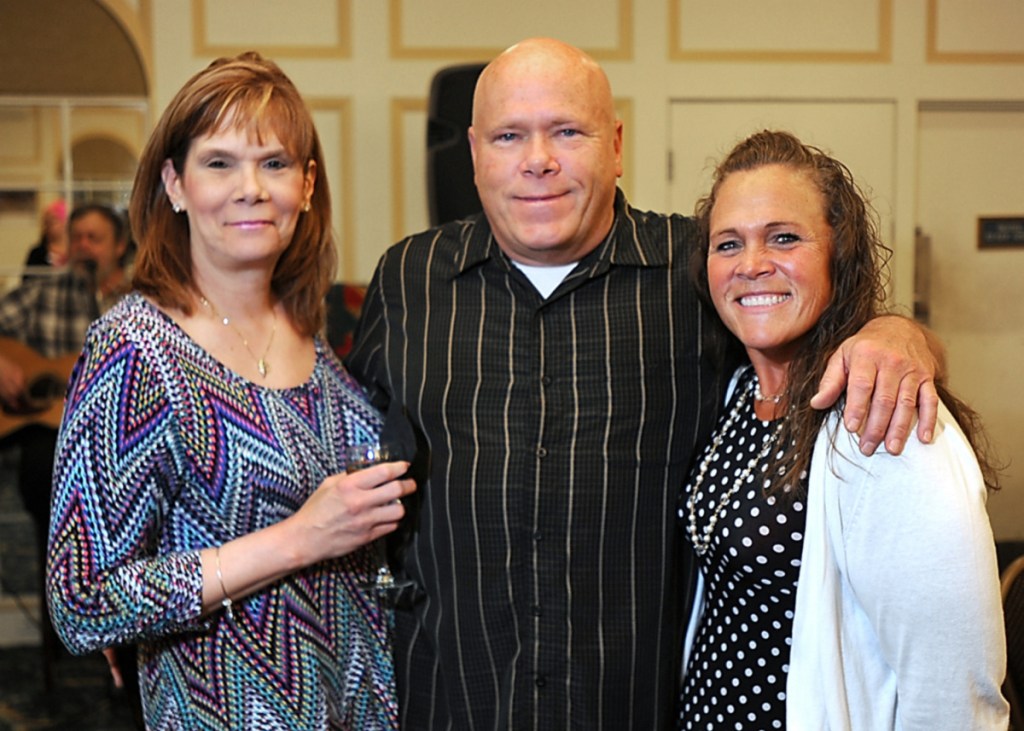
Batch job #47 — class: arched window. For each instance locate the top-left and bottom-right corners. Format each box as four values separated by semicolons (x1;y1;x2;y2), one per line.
0;0;148;288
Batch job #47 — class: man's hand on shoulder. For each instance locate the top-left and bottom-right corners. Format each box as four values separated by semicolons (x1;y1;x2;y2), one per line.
811;315;942;456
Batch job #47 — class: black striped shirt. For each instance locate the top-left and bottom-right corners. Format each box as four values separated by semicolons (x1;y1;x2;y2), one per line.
347;192;721;730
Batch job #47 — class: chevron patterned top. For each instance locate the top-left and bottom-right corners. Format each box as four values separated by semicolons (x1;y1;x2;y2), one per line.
46;292;398;730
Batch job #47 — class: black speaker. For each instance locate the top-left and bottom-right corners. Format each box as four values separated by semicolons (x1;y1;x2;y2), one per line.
427;63;486;226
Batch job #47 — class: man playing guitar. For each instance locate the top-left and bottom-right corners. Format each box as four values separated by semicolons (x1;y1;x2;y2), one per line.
0;203;130;691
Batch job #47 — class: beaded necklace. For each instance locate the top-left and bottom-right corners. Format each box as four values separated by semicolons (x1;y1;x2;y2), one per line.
685;374;785;556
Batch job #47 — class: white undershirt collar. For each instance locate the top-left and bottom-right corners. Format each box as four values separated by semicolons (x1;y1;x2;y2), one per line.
511;260;578;298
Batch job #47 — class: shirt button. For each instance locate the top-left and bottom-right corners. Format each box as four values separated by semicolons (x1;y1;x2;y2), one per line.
531;604;542;616
535;674;547;688
535;446;547;459
541;375;552;386
532;531;543;542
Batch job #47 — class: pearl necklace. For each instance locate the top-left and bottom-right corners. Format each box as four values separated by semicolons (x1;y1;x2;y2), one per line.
199;295;277;378
685;376;784;556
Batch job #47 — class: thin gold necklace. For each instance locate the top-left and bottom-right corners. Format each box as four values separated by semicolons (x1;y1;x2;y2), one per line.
199;295;277;378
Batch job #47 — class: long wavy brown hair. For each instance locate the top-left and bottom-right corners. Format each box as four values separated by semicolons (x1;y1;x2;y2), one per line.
691;130;999;496
130;51;335;336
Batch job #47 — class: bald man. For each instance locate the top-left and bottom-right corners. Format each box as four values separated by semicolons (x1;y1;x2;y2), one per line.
348;38;938;730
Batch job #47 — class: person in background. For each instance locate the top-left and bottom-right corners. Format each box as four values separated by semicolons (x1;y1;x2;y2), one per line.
0;203;131;411
680;129;1007;729
0;202;130;692
346;38;943;730
22;198;69;280
45;52;414;730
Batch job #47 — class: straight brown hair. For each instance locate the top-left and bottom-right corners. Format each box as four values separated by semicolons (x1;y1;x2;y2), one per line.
130;52;335;335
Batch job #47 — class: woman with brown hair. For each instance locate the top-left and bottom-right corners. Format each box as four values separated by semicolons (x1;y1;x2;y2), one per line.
46;53;413;729
679;130;1007;729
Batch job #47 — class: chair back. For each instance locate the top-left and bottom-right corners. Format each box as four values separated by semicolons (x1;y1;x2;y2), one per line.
324;283;367;360
1002;555;1024;730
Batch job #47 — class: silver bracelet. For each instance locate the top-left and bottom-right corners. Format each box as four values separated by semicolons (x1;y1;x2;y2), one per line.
214;545;234;621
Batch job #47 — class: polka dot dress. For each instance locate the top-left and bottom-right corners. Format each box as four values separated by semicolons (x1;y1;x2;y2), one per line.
678;370;807;730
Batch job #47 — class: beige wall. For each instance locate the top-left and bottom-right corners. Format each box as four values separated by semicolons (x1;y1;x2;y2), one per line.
3;0;1023;539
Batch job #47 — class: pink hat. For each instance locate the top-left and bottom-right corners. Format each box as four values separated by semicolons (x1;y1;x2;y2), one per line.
45;198;67;221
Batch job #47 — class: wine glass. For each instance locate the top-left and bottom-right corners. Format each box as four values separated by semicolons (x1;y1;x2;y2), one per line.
344;441;416;606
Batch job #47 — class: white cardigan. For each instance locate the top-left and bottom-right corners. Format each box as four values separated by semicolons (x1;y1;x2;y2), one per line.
786;402;1008;729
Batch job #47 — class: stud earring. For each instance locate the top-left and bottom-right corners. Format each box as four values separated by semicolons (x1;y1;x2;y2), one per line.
302;202;311;213
172;202;184;213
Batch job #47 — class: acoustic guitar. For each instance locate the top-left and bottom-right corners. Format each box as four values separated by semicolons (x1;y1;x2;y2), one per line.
0;338;79;441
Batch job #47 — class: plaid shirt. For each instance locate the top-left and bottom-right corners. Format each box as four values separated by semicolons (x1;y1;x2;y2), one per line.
0;270;101;358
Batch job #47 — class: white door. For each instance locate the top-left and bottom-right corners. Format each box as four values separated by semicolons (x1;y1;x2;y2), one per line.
917;106;1024;540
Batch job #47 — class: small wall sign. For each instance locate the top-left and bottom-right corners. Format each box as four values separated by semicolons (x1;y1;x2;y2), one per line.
978;216;1024;249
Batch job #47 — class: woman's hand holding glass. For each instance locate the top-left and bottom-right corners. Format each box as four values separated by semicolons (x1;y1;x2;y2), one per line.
342;442;418;603
290;454;415;567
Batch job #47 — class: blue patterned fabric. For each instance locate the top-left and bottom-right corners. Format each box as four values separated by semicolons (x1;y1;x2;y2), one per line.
46;292;398;730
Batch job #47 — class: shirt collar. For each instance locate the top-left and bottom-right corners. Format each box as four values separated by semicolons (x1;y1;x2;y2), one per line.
453;189;671;280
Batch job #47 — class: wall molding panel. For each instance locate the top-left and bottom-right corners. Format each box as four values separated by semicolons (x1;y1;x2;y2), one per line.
390;98;428;243
669;0;892;62
308;98;355;278
192;0;352;58
389;0;633;60
926;0;1024;63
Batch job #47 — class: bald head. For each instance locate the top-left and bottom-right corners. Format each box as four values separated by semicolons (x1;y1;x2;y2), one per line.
467;37;623;266
472;38;615;129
